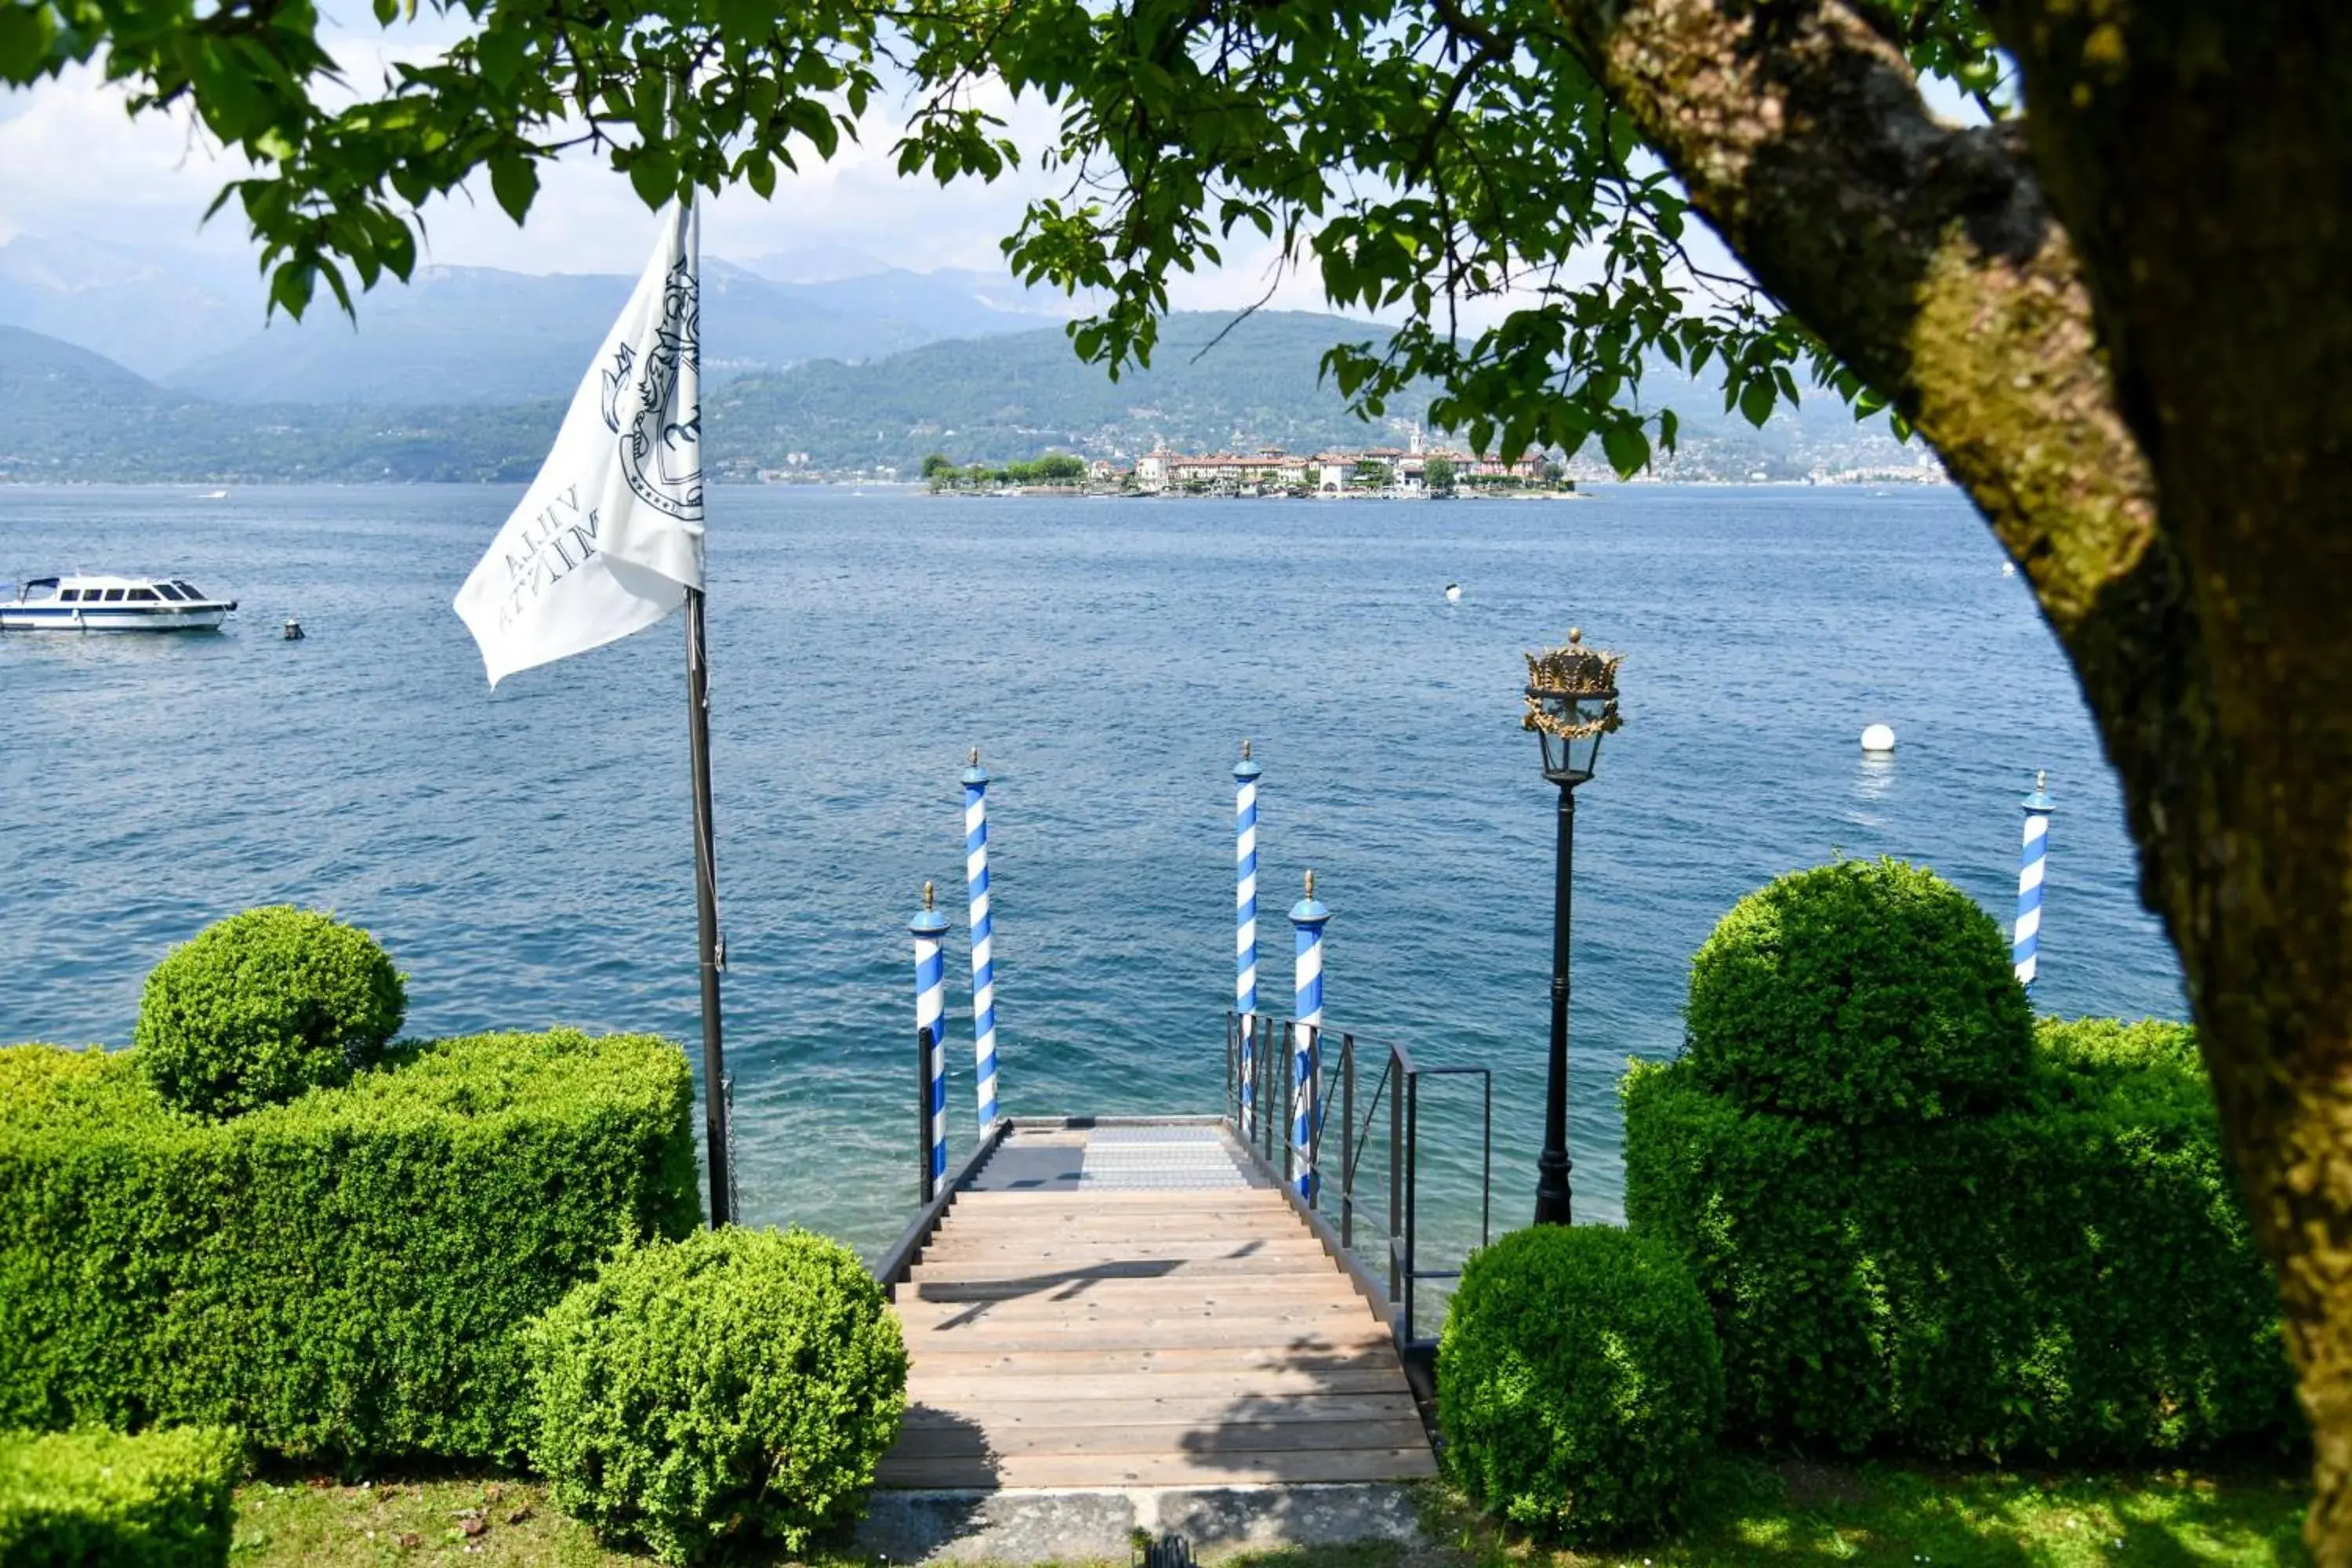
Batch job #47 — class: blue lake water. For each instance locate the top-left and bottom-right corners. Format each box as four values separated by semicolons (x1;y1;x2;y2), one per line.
0;483;2184;1269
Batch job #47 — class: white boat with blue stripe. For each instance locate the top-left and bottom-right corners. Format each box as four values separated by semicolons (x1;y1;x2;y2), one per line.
2;575;238;632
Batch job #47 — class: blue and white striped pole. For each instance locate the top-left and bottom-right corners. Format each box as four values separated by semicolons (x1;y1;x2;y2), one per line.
964;749;1000;1129
910;883;949;1200
1235;740;1261;1137
2013;771;2054;989
1290;870;1330;1203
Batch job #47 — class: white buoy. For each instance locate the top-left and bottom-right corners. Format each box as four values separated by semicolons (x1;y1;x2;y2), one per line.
1860;723;1896;754
1444;583;1462;603
2002;562;2016;578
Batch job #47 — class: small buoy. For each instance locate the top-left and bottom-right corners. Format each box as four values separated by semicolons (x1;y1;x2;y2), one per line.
282;617;304;641
1860;723;1896;753
2002;562;2016;578
1444;582;1462;602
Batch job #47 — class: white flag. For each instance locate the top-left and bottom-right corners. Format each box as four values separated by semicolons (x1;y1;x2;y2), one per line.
456;203;704;686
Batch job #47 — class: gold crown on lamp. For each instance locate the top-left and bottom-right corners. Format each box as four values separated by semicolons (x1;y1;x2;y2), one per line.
1522;629;1622;739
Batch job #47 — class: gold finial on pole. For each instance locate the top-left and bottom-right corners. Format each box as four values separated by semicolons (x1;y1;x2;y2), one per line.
923;880;935;910
1305;869;1316;898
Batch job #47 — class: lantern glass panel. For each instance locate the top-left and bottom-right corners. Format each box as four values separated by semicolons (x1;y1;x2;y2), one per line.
1532;691;1611;783
1538;725;1600;782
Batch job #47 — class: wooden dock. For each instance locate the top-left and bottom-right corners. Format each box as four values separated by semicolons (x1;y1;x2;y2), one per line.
876;1120;1439;1491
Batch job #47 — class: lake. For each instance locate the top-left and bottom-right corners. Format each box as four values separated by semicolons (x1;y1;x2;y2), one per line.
0;482;2183;1267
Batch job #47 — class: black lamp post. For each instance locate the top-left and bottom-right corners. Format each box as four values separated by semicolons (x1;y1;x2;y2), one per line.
1523;628;1621;1226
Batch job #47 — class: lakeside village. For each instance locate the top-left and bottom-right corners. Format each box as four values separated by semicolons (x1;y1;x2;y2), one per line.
919;431;1569;497
789;427;1953;493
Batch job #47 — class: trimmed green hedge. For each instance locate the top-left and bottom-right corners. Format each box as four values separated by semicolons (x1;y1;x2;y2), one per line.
1624;1017;2297;1459
0;1029;699;1465
1684;858;2035;1124
0;1426;240;1567
1440;1226;1721;1544
134;907;408;1119
529;1227;907;1564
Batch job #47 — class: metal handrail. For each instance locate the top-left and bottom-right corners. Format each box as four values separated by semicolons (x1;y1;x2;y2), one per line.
873;1118;1009;1296
1224;1011;1491;1359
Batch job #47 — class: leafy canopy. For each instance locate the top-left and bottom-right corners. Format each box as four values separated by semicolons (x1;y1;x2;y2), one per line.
0;0;1999;470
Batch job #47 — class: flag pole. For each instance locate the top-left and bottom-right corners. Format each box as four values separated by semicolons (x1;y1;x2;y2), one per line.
450;161;727;1222
687;589;730;1225
678;181;730;1229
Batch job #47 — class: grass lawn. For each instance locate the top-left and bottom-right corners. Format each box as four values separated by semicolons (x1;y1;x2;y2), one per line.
228;1460;2309;1566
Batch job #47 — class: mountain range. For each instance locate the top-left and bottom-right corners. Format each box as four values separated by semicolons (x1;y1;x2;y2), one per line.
0;233;1072;399
0;232;1926;484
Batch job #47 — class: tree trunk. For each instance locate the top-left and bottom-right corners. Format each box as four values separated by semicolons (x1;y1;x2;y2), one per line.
1555;0;2352;1554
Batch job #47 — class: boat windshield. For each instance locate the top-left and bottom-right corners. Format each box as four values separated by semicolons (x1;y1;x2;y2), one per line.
172;580;205;601
153;583;186;601
20;578;57;601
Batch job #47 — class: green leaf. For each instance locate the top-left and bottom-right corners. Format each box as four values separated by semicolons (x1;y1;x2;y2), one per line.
0;3;58;82
474;26;524;89
626;145;679;209
267;262;315;321
1600;422;1650;477
488;151;538;224
1738;379;1776;429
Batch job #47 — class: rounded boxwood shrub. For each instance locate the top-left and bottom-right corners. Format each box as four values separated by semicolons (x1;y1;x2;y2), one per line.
526;1225;908;1566
1684;857;2033;1123
1440;1225;1722;1544
135;906;407;1118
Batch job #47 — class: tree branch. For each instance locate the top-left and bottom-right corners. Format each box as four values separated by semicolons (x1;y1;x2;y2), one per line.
1548;0;2159;642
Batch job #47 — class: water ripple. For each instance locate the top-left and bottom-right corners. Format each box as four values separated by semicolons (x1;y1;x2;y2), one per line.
0;482;2182;1260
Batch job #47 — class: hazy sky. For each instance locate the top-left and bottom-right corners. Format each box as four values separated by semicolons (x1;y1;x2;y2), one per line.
0;43;1329;312
0;18;1933;321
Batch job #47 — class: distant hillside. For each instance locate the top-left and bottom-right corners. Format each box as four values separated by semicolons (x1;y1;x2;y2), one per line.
0;326;557;483
0;314;1924;485
0;232;1073;397
704;310;1925;481
706;311;1415;476
157;261;1029;405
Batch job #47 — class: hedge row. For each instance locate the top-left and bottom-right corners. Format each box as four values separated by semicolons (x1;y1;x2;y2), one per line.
0;1029;699;1465
1624;1017;2298;1459
0;1426;240;1567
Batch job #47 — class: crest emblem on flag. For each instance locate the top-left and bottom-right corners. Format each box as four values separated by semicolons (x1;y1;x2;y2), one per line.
601;252;702;524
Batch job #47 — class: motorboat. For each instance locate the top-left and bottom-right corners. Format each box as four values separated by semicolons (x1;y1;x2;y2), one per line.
2;574;238;632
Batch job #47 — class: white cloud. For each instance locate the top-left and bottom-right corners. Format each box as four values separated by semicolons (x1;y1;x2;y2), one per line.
0;66;254;254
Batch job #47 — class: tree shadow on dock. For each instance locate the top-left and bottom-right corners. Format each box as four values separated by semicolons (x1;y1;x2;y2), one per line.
858;1404;1001;1558
909;1250;1251;1327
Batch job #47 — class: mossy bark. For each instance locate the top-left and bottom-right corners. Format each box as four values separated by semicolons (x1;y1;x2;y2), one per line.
1552;0;2352;1555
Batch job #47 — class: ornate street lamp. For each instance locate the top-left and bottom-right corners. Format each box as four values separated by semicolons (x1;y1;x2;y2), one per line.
1523;628;1621;1225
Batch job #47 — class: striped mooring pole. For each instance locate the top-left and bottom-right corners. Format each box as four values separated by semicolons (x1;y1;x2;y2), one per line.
964;749;1000;1129
910;882;949;1202
2013;771;2055;989
1290;869;1330;1204
1235;740;1261;1137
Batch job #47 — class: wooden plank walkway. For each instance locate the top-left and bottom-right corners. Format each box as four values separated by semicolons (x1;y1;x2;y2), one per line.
877;1122;1439;1490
